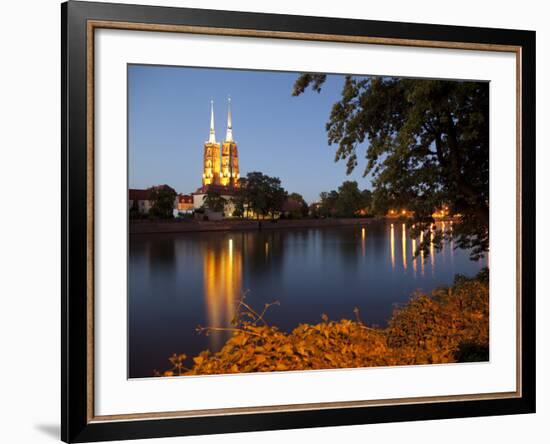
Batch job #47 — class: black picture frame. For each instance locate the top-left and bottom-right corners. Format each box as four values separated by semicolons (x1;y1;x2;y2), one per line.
61;1;536;442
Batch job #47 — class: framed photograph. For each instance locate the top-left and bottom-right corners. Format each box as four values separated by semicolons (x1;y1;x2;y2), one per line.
62;1;536;442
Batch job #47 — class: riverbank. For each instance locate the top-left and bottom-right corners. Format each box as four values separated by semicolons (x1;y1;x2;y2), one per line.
159;270;489;376
130;217;377;234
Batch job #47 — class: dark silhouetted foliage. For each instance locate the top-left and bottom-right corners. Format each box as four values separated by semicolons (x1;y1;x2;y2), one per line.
293;75;489;259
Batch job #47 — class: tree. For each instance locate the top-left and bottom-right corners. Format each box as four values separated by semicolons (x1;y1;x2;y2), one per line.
318;190;339;217
335;181;364;217
244;172;287;220
149;185;177;219
360;189;373;214
284;192;309;218
230;196;245;218
293;75;489;259
361;189;372;211
202;190;226;213
129;199;142;220
317;183;371;218
230;179;248;218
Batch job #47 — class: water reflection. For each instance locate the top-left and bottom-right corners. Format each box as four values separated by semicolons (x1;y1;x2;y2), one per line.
402;224;407;270
203;238;242;349
148;237;176;272
129;221;485;378
361;227;366;257
390;224;395;269
412;238;417;276
430;227;435;274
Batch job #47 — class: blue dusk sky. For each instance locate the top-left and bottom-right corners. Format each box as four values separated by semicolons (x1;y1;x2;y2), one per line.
128;64;373;204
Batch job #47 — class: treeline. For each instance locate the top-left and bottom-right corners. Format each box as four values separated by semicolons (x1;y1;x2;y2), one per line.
133;173;376;221
202;172;374;220
312;181;372;218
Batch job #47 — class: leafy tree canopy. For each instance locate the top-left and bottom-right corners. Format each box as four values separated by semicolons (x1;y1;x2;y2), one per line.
202;190;226;213
284;192;309;218
335;181;365;217
293;75;489;259
149;185;177;219
238;172;288;220
316;181;372;218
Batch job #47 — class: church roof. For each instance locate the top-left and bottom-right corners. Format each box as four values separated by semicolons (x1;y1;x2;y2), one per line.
129;189;151;200
193;184;237;196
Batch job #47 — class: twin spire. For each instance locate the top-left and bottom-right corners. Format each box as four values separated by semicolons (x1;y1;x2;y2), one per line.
208;100;216;144
208;98;234;144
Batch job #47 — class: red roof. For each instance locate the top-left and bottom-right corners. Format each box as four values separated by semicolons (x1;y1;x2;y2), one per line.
129;185;174;201
129;189;151;200
178;194;193;204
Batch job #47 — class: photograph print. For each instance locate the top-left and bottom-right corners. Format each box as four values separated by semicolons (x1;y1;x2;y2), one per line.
128;65;490;379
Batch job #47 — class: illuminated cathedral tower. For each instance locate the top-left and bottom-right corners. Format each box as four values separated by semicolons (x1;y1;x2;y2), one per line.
220;97;240;187
202;100;221;186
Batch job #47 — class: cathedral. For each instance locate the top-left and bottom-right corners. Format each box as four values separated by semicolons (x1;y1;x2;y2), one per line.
193;99;240;213
202;98;240;188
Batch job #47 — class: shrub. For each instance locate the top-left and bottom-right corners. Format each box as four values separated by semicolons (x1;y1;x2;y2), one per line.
157;271;489;376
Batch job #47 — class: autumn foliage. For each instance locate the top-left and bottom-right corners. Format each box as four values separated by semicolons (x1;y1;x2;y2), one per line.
159;270;489;377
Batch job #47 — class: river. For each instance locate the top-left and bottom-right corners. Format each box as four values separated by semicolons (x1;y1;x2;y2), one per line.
128;221;486;378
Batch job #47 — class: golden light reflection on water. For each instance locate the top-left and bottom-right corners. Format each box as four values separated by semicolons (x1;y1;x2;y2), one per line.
420;231;425;276
361;227;366;257
412;238;417;276
401;224;407;270
390;224;395;269
430;226;435;274
203;238;242;350
441;221;446;257
382;222;459;276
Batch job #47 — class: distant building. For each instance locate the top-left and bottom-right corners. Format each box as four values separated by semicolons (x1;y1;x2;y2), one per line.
177;194;194;213
192;184;237;216
129;188;152;214
202;98;240;188
129;185;178;215
130;100;242;219
193;98;241;217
